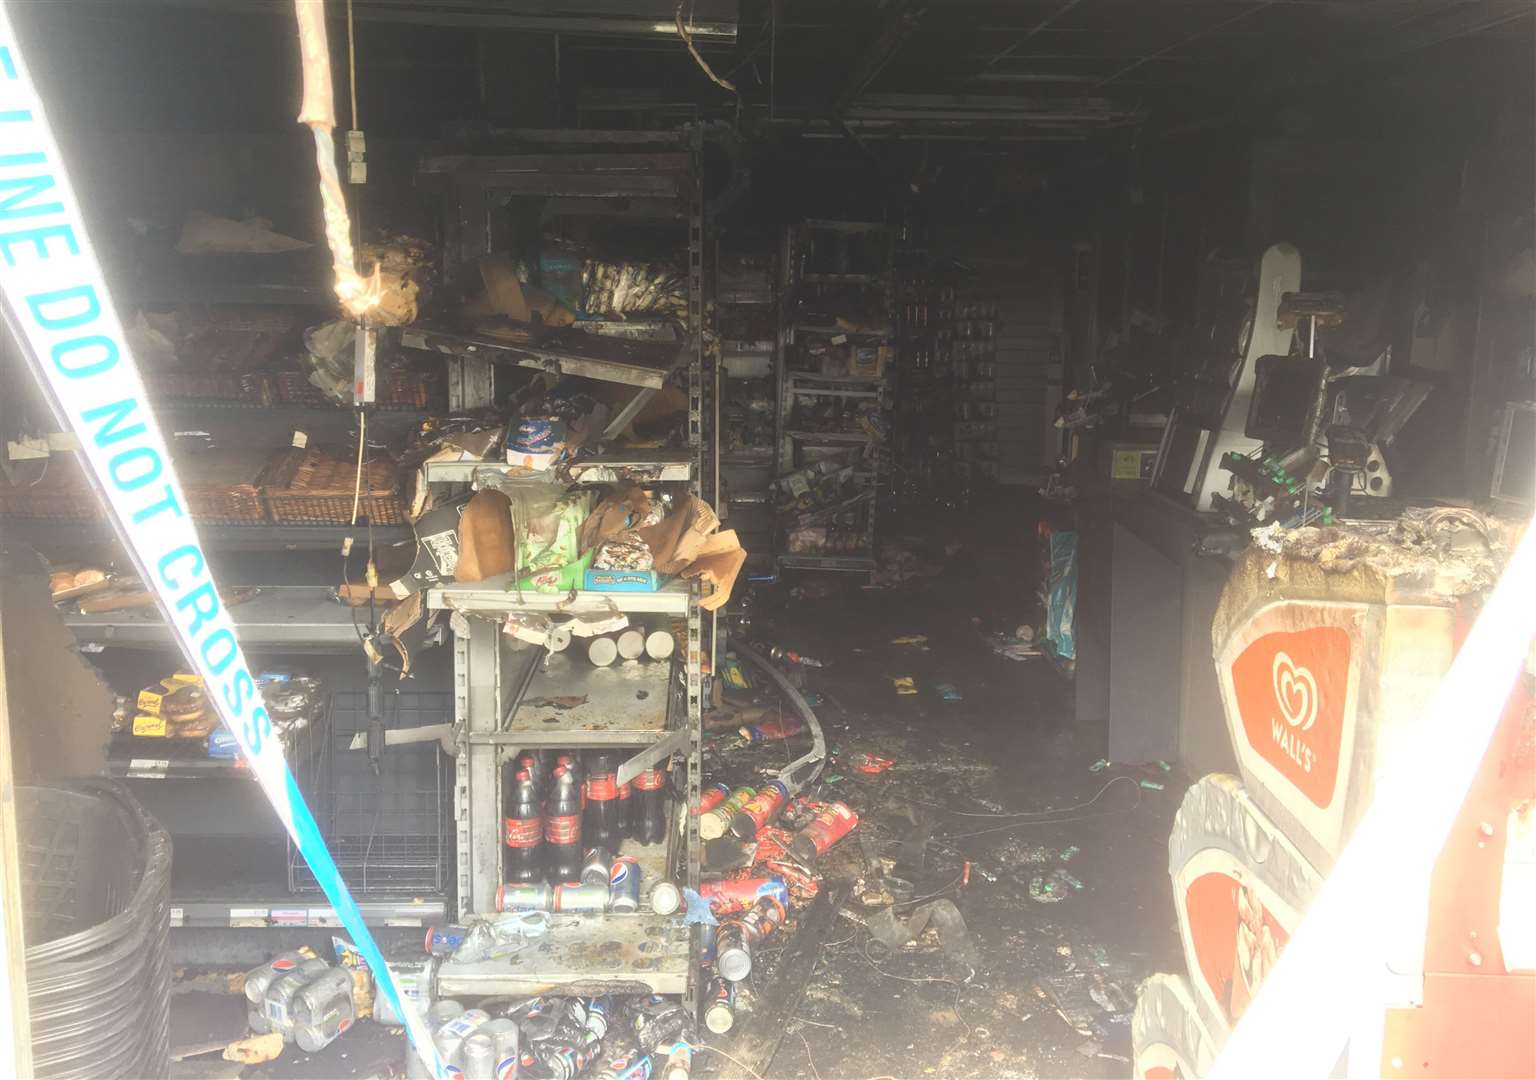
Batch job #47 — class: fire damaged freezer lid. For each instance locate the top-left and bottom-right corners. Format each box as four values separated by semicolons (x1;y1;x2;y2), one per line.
1168;773;1325;1041
1131;972;1222;1080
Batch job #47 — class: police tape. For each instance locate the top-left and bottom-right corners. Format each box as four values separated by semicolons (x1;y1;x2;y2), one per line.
0;12;445;1077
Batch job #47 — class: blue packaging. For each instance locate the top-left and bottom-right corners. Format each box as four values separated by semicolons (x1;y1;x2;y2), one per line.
207;728;240;759
584;569;662;592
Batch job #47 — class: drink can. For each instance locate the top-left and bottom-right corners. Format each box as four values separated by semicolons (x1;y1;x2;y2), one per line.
428;1000;466;1026
295;981;355;1053
426;924;470;956
243;951;307;1007
553;882;610;913
479;1018;520;1080
581;846;615;886
649;879;682;916
295;967;353;1022
716;921;752;981
264;959;330;1040
699;875;789;915
594;1049;653;1080
661;1040;693;1080
434;1008;490;1073
585;996;612;1039
609;856;642;912
703;974;736;1034
461;1031;497;1080
495;880;554;912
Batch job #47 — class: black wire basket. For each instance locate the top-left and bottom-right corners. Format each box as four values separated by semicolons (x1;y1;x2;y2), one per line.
287;690;452;897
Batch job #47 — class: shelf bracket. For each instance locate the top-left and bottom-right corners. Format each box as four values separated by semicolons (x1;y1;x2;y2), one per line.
615;726;690;788
602;386;658;442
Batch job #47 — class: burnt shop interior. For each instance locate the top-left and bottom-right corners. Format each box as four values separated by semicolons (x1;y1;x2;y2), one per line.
0;2;1533;1078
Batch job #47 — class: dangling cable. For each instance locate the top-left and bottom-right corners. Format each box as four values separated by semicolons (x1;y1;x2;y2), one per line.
346;0;359;132
293;0;380;320
675;0;737;93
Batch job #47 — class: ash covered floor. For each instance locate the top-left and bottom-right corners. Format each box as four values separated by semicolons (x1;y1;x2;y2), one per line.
701;509;1185;1079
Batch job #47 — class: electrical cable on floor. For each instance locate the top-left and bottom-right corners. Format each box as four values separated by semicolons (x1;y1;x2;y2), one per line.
799;1030;823;1080
693;1043;768;1080
939;801;1143;842
889;873;964;909
860;939;965;988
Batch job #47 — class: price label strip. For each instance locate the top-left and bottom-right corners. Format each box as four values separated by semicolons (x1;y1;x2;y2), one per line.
0;14;444;1077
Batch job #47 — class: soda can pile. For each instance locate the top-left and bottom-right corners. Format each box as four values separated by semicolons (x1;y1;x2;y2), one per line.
405;994;701;1080
241;950;369;1054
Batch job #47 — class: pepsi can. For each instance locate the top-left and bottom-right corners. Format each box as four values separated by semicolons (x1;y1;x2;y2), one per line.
593;1049;653;1080
264;959;330;1041
433;1008;490;1075
609;856;641;912
242;951;307;1032
408;1002;465;1079
461;1031;497;1080
479;1018;520;1080
426;924;470;956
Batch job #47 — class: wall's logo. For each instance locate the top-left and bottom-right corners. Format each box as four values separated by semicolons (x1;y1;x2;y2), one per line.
1272;652;1318;732
1232;627;1350;809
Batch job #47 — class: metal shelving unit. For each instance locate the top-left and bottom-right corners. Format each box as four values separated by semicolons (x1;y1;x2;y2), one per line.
715;249;776;576
433;622;693;997
413;133;707;1005
775;222;892;575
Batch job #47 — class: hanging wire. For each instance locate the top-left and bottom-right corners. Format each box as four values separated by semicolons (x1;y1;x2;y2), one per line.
675;0;737;93
346;0;359;131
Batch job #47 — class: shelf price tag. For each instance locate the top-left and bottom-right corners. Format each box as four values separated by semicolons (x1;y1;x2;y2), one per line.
0;15;443;1077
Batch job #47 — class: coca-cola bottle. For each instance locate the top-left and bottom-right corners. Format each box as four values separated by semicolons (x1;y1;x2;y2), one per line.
503;765;544;883
584;751;624;851
555;753;585;810
544;764;584;883
633;767;667;845
517;751;550;798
